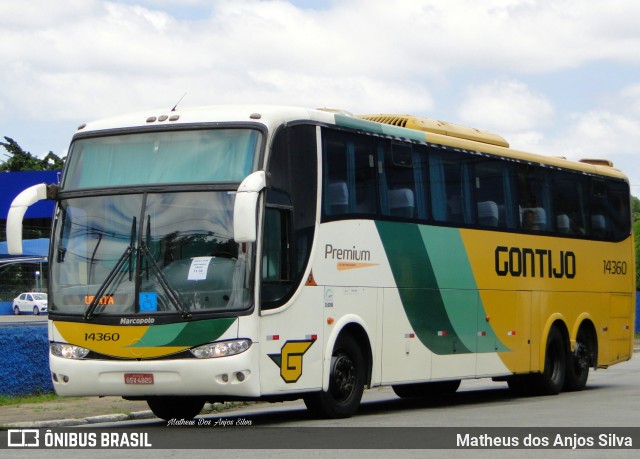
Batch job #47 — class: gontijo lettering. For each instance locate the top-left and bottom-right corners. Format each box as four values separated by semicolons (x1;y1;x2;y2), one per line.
495;246;576;279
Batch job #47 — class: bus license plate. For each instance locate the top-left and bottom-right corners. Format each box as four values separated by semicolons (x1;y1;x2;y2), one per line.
124;373;154;385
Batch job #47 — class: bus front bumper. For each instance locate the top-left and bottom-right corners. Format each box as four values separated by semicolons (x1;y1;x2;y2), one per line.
49;345;261;398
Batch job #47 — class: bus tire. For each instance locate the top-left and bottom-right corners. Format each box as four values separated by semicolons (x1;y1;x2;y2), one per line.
533;326;567;395
392;380;461;398
303;334;365;419
564;328;592;392
147;396;205;421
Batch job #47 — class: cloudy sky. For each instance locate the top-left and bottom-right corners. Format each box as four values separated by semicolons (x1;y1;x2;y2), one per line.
2;0;640;194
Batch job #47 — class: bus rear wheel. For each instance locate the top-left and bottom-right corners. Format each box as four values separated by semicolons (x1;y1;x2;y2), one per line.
392;380;461;398
147;396;205;421
533;326;567;395
564;328;592;392
303;334;365;419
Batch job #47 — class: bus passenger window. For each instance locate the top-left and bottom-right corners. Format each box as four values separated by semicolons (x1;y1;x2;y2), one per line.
388;188;415;218
327;181;349;215
477;201;499;227
516;165;550;232
382;142;416;219
521;208;545;231
474;160;514;229
429;150;472;225
603;180;630;241
321;128;377;218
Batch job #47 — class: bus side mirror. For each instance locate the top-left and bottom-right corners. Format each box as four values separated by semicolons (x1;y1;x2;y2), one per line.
6;183;57;255
233;171;267;243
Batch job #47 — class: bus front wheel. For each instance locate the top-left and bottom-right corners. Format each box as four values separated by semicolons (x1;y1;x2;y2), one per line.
303;334;365;419
147;396;205;421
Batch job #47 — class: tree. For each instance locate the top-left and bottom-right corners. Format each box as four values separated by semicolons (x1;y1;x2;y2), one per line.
0;136;64;172
633;196;640;291
633;195;640;223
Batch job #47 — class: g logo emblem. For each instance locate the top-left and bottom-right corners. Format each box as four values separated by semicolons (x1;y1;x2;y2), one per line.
269;340;315;383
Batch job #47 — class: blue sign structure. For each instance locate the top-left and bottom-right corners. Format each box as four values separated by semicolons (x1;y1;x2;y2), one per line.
0;170;60;219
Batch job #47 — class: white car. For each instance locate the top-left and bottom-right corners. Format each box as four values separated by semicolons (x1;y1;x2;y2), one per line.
13;292;48;315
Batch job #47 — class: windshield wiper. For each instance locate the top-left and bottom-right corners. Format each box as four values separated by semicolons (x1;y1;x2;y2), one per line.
84;217;137;320
139;242;192;319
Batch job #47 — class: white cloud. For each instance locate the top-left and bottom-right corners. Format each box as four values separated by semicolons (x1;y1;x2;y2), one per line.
457;79;554;132
554;111;640;158
1;0;640;191
2;0;640;122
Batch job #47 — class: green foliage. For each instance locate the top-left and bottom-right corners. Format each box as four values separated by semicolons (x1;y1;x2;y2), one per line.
634;219;640;291
633;195;640;223
0;136;64;172
633;196;640;291
0;393;59;406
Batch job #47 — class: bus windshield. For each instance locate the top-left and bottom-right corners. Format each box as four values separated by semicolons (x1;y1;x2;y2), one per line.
50;191;253;317
62;128;261;190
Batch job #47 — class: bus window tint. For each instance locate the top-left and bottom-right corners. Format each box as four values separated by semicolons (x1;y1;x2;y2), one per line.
430;150;473;225
318;125;629;243
473;160;514;229
322;129;377;219
606;181;631;240
264;124;317;309
590;179;630;241
353;138;377;215
382;142;417;219
552;171;588;235
516;165;550;232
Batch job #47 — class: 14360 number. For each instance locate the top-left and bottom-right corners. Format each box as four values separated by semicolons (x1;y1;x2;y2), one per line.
603;260;627;275
84;332;120;342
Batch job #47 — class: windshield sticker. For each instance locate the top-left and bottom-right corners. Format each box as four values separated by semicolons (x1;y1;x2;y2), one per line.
188;257;212;281
139;292;158;312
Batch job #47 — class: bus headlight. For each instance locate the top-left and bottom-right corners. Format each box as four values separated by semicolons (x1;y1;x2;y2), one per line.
190;339;251;359
50;343;90;360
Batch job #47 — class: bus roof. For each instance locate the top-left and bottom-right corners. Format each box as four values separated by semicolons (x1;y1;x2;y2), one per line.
74;105;628;182
75;105;337;135
347;113;628;182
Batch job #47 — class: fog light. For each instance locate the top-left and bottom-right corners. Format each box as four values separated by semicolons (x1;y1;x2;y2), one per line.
236;372;245;382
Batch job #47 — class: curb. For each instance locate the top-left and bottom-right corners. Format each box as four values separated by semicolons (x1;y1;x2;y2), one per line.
5;410;157;428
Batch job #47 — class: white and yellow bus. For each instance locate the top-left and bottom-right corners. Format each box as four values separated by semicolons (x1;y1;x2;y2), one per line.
7;105;635;420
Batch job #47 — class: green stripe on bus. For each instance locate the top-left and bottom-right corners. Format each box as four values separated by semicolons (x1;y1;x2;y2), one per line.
376;222;508;354
376;221;470;355
129;318;236;348
419;226;508;353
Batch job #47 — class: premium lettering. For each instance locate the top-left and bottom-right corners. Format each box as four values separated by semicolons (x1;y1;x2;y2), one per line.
324;244;371;261
495;246;576;279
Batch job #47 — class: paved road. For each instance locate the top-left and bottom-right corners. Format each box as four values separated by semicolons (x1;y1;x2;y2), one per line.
0;314;47;325
4;355;640;458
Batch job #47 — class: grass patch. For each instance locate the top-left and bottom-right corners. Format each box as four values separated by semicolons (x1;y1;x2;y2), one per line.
0;393;60;407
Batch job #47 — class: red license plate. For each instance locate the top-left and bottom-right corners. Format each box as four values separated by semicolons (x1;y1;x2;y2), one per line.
124;373;154;385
